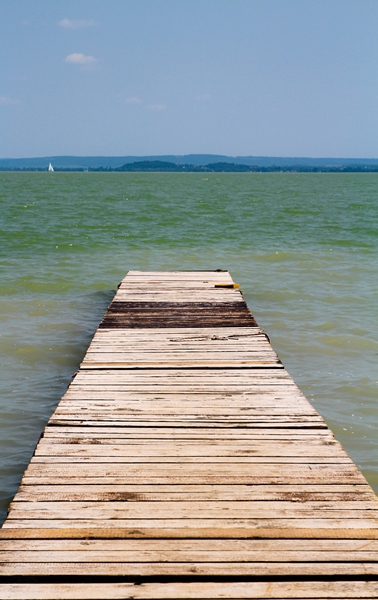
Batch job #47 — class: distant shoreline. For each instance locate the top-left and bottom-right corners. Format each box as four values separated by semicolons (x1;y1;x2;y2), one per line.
1;154;378;173
2;159;378;173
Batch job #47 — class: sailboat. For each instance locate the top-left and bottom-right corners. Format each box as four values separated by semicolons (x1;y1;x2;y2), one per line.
48;162;54;172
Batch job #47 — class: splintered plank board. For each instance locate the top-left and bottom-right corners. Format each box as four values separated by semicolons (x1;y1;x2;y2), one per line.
1;270;378;600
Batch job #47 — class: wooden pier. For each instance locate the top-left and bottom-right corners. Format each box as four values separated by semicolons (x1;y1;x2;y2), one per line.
1;270;378;599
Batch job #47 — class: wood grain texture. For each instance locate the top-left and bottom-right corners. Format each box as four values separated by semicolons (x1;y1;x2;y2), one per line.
1;270;378;598
1;581;378;599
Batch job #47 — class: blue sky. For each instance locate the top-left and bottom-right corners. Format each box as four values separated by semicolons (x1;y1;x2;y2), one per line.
1;0;377;158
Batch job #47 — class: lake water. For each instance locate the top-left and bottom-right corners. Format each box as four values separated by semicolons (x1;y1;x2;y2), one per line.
0;171;377;523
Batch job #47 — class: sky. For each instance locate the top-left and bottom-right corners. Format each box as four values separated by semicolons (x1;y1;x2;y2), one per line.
1;0;378;158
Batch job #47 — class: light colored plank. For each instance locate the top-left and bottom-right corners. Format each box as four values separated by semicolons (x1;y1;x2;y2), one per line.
50;412;324;422
30;461;356;470
71;367;292;378
114;288;243;294
52;397;316;409
0;561;378;576
21;474;363;485
2;537;378;551
115;283;239;288
2;525;378;539
13;484;376;502
23;462;362;475
48;420;328;429
2;549;378;563
0;539;378;562
82;350;278;357
52;403;321;414
80;361;282;368
1;581;378;600
124;271;234;278
90;325;265;335
7;501;378;519
58;393;314;403
5;516;378;531
33;442;346;457
41;426;335;438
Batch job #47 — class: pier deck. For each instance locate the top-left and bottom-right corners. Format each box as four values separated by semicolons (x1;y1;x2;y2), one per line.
1;270;378;599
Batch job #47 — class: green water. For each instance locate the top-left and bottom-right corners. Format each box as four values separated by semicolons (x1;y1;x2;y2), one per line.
0;172;377;522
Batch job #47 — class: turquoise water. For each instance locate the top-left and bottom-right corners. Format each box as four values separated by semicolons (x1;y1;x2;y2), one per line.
0;172;377;522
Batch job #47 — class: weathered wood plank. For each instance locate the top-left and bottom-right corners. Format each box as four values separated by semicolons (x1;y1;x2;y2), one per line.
48;420;329;429
41;426;335;438
2;538;378;551
50;405;321;415
70;367;293;378
9;498;378;516
2;547;378;565
49;413;325;423
23;459;365;479
1;561;378;576
13;484;376;502
33;442;346;457
81;361;282;368
1;581;378;600
2;526;378;539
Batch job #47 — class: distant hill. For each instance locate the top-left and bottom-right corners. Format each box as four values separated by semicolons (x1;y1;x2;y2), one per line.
117;160;185;172
1;154;378;171
116;161;256;172
113;159;378;173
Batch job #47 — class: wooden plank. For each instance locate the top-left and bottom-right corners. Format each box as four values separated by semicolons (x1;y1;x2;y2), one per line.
125;270;235;278
1;561;378;576
13;484;376;502
80;361;282;368
33;442;347;456
21;475;364;485
50;407;321;417
7;502;378;520
30;460;355;468
51;404;321;414
2;538;378;551
113;294;245;303
3;502;377;537
3;545;378;562
2;582;378;600
60;391;304;399
90;325;265;334
48;420;328;429
9;497;378;512
1;561;378;579
1;581;378;599
41;426;335;437
49;413;324;422
70;367;293;378
2;526;378;539
119;281;238;287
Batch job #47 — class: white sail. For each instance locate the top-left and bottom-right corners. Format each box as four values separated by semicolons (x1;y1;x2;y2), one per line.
48;163;54;172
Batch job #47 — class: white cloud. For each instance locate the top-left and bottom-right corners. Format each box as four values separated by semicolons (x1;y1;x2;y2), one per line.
64;53;97;65
59;18;97;30
147;103;167;111
0;96;21;106
126;96;142;104
195;94;211;101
